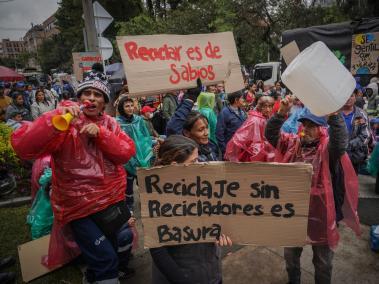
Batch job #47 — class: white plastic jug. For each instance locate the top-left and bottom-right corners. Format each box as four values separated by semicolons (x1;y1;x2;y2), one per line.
281;41;356;116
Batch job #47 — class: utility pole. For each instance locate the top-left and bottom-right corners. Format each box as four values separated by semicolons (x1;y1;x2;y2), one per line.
82;0;97;52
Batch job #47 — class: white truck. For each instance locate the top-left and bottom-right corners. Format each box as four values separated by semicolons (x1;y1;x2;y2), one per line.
252;61;280;87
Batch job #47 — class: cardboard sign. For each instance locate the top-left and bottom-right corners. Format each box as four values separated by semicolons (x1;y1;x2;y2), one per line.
351;32;379;75
116;32;244;97
72;52;102;81
137;162;312;248
281;41;300;66
18;235;62;282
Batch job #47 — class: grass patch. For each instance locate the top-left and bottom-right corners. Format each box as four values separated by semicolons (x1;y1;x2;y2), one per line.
0;205;82;283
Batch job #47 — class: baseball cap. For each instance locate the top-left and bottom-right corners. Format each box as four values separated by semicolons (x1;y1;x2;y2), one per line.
141;105;156;114
298;110;327;127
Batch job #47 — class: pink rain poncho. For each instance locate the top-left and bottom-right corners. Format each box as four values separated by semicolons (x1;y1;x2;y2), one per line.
11;101;136;268
274;128;361;248
224;110;275;162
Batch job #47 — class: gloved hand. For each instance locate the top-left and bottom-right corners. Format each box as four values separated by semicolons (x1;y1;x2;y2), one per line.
184;78;202;102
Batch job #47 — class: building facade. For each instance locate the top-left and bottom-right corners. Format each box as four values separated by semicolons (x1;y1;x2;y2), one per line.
0;39;26;58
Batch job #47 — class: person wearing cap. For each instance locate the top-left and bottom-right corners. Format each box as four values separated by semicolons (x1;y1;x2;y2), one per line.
265;97;360;284
140;105;159;139
11;74;136;284
216;90;247;156
116;97;153;211
0;82;12;111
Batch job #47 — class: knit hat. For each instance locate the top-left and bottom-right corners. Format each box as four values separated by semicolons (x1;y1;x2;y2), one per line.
77;71;110;103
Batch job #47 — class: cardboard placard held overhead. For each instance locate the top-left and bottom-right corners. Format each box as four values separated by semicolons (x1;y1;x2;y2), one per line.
116;32;244;97
72;52;102;81
351;32;379;75
137;162;312;248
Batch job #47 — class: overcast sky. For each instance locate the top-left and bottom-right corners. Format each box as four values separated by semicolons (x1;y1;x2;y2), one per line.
0;0;59;40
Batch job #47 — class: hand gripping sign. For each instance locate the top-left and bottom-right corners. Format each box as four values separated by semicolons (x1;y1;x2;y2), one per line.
116;32;244;97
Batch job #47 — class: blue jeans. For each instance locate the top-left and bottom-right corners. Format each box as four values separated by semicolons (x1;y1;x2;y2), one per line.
284;246;334;284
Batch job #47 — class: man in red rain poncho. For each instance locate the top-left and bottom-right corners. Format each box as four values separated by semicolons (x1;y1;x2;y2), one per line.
265;97;360;284
11;72;136;284
224;95;275;162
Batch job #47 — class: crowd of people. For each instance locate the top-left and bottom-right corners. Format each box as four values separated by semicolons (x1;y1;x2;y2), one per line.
1;64;378;284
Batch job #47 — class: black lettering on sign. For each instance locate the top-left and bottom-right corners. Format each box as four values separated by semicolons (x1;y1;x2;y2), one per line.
283;203;295;218
145;174;161;193
250;181;279;199
271;204;282;217
157;224;221;244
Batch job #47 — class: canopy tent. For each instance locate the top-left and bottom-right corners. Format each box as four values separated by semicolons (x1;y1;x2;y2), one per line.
0;66;24;82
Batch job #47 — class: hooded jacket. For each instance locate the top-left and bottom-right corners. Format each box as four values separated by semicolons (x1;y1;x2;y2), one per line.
197;92;218;145
116;114;153;176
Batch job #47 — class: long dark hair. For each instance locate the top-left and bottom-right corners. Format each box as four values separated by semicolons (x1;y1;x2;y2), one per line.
155;135;198;166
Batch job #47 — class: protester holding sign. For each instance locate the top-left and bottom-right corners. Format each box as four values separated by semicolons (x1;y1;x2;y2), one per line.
166;79;219;162
11;74;136;284
150;135;232;284
265;97;361;284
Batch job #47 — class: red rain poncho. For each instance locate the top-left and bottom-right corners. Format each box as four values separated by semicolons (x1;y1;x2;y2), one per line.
274;128;361;248
11;101;136;225
224;110;275;162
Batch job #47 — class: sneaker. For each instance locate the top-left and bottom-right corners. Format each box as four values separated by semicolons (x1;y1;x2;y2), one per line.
118;267;135;280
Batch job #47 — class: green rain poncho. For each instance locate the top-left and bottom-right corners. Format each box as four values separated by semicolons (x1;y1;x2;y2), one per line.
197;92;218;145
27;167;53;239
116;115;153;176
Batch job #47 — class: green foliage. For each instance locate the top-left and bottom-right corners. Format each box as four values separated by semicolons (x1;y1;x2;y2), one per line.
36;0;379;72
0;123;21;172
116;14;166;35
38;35;73;74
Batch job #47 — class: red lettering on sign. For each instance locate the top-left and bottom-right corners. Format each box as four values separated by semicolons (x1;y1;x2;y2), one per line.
205;41;222;59
169;62;216;84
124;41;182;61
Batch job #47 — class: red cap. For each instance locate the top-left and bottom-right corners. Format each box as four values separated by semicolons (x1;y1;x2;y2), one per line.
141;106;156;114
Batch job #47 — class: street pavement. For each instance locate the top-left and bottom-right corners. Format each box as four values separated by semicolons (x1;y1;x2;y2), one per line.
123;175;379;284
